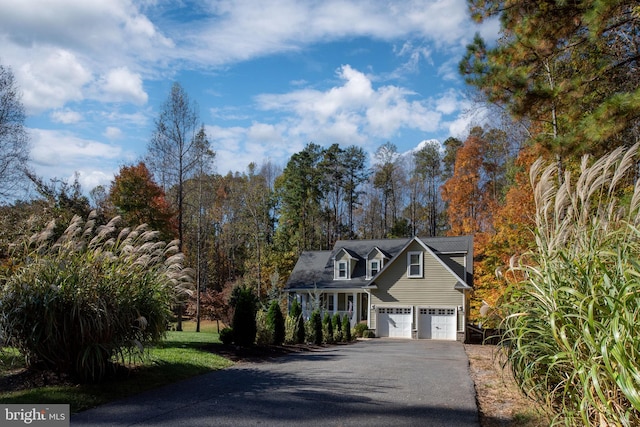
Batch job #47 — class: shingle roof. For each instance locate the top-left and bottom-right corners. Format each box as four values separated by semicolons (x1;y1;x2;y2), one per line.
285;235;473;291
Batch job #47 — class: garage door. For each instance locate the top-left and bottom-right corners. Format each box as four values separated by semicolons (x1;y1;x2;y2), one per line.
377;307;412;338
418;308;457;340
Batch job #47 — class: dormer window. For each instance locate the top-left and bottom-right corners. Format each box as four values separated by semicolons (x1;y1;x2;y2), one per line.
337;261;349;279
371;260;379;276
368;259;382;279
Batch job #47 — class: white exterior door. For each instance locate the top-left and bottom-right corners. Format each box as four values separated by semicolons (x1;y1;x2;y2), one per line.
418;307;457;340
377;307;412;338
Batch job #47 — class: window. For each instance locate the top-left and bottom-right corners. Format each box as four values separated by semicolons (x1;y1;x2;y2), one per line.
368;259;379;278
407;251;423;278
336;260;349;279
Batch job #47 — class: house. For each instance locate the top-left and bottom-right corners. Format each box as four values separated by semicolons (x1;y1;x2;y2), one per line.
284;235;473;341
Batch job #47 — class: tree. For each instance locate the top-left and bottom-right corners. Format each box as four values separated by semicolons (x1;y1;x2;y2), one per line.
412;141;443;236
372;142;401;237
146;83;213;251
460;1;640;165
442;137;463;180
274;143;324;253
341;146;369;238
108;162;176;241
231;285;257;347
146;83;213;331
0;64;29;200
318;144;346;247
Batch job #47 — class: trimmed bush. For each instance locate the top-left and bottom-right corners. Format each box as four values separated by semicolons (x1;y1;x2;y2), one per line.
219;327;234;345
310;310;322;345
296;315;306;344
231;285;257;347
322;312;334;344
332;313;342;342
267;300;285;345
290;299;306;344
342;315;351;342
0;213;190;382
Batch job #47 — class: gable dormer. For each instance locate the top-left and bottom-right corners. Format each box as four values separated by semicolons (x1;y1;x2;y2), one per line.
366;247;390;279
333;248;358;280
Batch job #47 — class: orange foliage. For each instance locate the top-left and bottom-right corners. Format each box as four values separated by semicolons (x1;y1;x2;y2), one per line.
109;162;177;241
442;134;540;322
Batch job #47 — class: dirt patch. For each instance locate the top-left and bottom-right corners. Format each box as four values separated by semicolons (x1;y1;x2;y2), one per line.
0;368;76;393
465;344;549;427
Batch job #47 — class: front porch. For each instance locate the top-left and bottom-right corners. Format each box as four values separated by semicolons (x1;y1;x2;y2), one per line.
289;290;369;328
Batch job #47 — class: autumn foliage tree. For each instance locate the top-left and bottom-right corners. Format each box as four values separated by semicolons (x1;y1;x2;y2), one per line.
109;162;176;241
441;126;526;320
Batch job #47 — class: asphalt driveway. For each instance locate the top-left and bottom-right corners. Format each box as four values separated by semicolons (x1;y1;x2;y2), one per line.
72;339;479;427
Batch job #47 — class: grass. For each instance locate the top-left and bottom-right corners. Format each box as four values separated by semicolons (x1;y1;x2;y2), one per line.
0;320;233;413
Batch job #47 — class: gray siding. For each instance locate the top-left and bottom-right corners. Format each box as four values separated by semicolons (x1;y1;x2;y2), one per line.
370;241;464;330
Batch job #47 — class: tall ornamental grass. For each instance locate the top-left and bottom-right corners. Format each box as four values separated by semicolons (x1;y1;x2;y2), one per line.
0;212;193;382
502;144;640;426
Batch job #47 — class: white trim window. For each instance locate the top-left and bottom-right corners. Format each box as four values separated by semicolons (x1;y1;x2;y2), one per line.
407;251;423;278
336;260;349;279
368;259;380;278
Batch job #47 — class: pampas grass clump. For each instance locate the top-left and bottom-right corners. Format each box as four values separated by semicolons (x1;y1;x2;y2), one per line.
0;212;192;382
502;144;640;426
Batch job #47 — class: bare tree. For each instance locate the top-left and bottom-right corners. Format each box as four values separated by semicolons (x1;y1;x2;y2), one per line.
146;82;213;331
0;64;29;201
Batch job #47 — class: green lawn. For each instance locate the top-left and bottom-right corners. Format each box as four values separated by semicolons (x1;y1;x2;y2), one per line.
0;320;233;413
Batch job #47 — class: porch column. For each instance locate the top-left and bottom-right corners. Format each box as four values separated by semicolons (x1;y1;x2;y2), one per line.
333;293;338;315
352;291;358;327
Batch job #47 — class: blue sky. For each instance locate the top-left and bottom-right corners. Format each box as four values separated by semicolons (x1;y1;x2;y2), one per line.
0;0;499;192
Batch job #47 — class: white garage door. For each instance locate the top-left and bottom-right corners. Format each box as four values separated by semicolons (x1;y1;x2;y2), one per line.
377;307;412;338
418;308;457;340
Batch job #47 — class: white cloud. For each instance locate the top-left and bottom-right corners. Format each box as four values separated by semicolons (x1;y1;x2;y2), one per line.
98;67;148;105
179;0;494;67
435;90;460;115
50;109;83;124
28;128;133;190
256;65;444;142
19;49;91;113
104;126;123;140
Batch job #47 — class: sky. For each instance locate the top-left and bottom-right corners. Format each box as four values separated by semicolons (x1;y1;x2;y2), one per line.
0;0;499;194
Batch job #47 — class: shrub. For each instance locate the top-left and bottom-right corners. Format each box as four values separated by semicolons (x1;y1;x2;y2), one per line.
322;312;334;344
219;327;234;345
362;330;375;338
290;299;306;344
284;315;298;344
255;310;273;346
310;310;322;345
231;285;257;347
332;313;342;342
267;300;285;345
342;315;352;342
296;314;306;344
502;145;640;426
0;213;190;382
353;322;368;338
290;299;302;317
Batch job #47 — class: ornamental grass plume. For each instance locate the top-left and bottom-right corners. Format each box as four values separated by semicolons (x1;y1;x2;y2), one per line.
502;144;640;426
0;212;193;382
